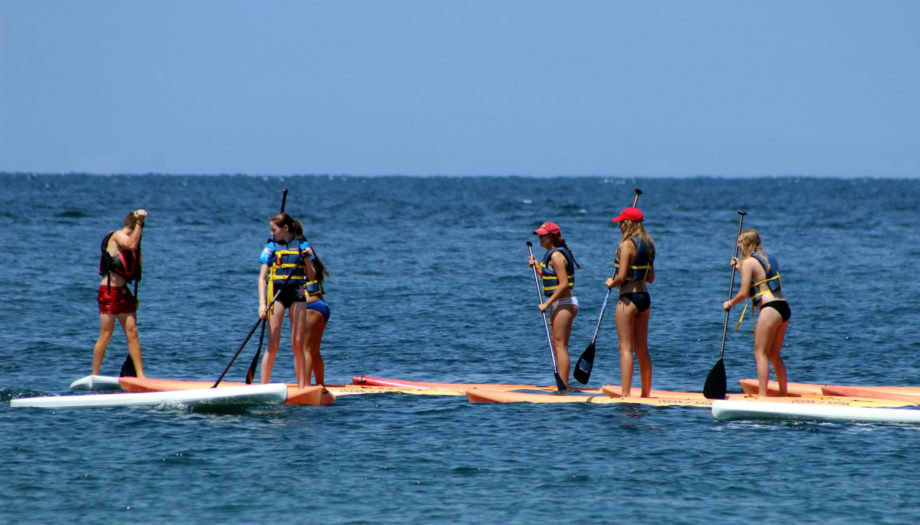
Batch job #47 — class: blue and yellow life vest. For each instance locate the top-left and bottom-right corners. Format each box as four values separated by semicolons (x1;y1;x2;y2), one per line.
263;238;323;301
749;252;781;305
540;247;575;297
266;238;306;300
614;236;655;281
304;273;324;297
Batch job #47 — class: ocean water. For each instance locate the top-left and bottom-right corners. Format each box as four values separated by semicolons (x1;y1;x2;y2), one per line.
1;174;919;524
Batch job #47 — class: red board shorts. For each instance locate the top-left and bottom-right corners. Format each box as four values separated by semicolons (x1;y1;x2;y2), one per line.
97;285;137;315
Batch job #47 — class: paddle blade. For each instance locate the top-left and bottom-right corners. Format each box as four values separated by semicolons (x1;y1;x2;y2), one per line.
703;359;727;399
554;372;567;392
120;355;137;378
573;342;595;385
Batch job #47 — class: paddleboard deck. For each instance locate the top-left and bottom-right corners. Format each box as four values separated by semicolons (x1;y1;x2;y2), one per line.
11;383;288;409
467;388;714;407
712;400;920;424
69;375;123;392
352;375;600;395
465;385;913;407
739;378;920;399
119;377;335;406
820;385;920;403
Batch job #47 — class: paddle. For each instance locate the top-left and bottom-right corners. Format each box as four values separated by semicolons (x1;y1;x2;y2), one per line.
703;210;746;399
574;188;642;384
245;316;268;384
245;189;289;384
214;189;294;388
119;215;145;378
527;241;567;392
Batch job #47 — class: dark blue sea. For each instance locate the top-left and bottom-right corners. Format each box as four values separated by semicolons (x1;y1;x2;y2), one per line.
2;174;919;524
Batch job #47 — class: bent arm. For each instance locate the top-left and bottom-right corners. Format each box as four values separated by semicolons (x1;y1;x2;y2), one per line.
301;246;317;281
117;210;146;251
606;241;635;289
725;258;753;308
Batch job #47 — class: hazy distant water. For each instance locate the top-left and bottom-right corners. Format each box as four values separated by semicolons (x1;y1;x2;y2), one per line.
2;174;920;524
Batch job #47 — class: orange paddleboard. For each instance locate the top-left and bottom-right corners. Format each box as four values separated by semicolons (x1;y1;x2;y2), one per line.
821;385;920;404
352;375;600;395
740;379;920;400
468;385;912;407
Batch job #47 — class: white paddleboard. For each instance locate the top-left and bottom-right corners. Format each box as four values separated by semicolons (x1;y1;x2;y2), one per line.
11;383;288;409
69;375;123;392
712;400;920;424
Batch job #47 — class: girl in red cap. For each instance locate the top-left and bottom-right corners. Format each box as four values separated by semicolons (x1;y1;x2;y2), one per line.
530;222;581;388
722;229;789;397
607;207;655;397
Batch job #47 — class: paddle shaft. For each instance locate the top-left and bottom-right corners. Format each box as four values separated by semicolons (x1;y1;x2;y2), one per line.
119;219;146;377
216;189;291;387
213;270;298;387
594;188;642;343
573;188;642;384
631;188;642;207
244;188;290;383
527;241;566;391
717;211;746;360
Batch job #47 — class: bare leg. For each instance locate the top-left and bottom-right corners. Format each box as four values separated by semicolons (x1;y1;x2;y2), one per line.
550;304;577;389
117;312;144;378
301;309;328;388
768;320;789;396
260;305;286;383
92;314;117;375
616;299;639;397
632;308;652;397
754;307;784;397
286;302;307;387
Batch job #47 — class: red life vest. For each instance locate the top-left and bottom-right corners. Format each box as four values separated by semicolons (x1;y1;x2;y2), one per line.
98;231;142;284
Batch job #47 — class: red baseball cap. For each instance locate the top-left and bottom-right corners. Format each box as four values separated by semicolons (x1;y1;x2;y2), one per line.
533;222;561;235
612;207;644;223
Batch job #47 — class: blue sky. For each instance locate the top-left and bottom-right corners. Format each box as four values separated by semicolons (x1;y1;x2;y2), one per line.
1;1;918;177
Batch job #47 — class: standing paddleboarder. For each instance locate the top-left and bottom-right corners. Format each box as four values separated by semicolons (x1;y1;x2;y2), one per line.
298;226;330;390
92;209;147;378
722;229;789;397
257;213;311;383
606;207;655;397
529;222;581;389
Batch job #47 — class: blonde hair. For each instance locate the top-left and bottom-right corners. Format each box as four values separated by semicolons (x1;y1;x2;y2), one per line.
738;229;770;271
618;220;655;259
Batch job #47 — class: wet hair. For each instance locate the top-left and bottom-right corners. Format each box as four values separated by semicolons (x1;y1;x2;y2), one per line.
618;220;656;260
544;233;582;269
738;229;770;272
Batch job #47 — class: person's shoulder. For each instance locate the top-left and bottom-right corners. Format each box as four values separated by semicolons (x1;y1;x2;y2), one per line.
258;240;275;263
550;249;569;263
109;229;130;245
741;256;760;271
